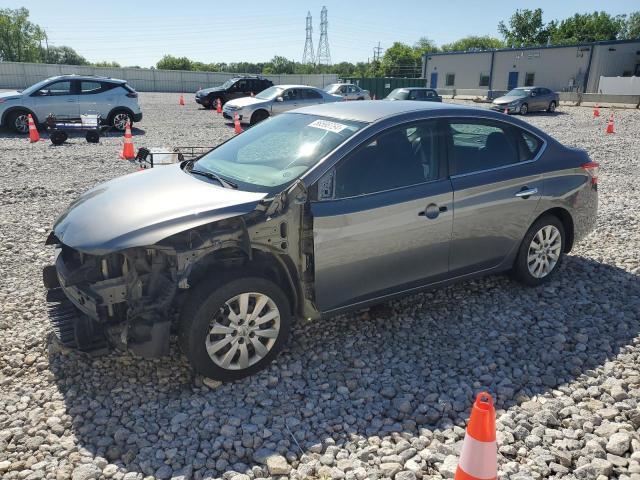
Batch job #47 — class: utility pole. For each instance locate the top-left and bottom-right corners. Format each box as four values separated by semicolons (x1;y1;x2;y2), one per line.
302;11;315;65
316;6;331;66
373;42;383;62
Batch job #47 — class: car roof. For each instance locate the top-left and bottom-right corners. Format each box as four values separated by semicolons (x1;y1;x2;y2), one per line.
292;100;467;123
45;74;126;83
273;84;321;89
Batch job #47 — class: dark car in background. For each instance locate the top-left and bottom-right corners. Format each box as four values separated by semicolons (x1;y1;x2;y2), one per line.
386;87;442;102
43;101;598;381
492;87;559;115
195;76;273;109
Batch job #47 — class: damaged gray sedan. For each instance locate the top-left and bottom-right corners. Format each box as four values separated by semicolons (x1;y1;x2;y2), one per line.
44;101;598;381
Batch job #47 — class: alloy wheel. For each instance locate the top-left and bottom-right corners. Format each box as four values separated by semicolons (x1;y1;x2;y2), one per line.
112;113;130;131
15;114;29;133
520;104;528;115
549;102;556;112
205;292;281;370
527;225;562;278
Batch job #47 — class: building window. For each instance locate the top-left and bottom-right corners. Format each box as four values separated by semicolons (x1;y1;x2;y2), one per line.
479;73;490;87
445;73;455;87
525;73;535;87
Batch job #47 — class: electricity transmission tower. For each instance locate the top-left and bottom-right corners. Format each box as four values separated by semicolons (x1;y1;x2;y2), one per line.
316;6;331;66
302;11;315;64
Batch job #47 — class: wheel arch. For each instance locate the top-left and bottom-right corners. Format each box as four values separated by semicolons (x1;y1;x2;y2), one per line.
250;109;270;123
532;207;574;252
2;106;39;126
107;107;135;124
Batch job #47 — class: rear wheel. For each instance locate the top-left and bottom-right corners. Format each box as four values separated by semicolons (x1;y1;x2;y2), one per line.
512;215;565;286
547;101;556;113
110;111;132;131
179;276;291;381
250;110;269;125
7;111;30;134
519;103;529;115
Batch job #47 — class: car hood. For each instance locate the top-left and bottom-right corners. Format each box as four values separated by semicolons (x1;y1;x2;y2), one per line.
53;164;268;254
226;97;269;108
0;90;22;100
493;95;523;105
197;86;224;96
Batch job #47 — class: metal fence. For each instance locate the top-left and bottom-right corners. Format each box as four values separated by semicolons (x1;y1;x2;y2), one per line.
0;62;338;92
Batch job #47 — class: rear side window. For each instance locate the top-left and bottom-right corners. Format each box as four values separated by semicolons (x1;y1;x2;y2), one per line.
302;89;322;99
520;130;543;160
448;120;520;175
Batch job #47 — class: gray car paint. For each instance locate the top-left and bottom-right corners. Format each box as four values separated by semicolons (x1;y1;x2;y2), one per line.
492;87;559;113
49;101;596;318
53;164;267;255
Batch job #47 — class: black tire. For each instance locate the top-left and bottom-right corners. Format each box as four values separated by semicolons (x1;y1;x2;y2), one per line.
208;96;220;109
109;110;133;131
512;214;565;286
50;131;68;145
7;110;31;134
519;103;529;115
85;131;100;143
179;275;292;381
250;110;269;126
547;101;556;113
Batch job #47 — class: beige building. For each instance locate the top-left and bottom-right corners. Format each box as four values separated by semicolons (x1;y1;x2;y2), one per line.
421;39;640;94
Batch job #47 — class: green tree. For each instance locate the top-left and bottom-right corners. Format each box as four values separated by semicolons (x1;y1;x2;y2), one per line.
156;55;193;70
47;45;88;65
0;7;45;62
498;8;550;46
413;37;438;57
263;55;296;74
549;11;626;44
622;11;640;39
381;42;421;77
441;35;505;52
93;61;121;68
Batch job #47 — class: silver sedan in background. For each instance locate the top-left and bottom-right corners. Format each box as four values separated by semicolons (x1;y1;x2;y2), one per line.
492;87;559;115
324;83;371;101
223;85;341;125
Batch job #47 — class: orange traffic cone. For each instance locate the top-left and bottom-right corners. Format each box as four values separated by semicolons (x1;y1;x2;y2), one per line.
119;122;136;160
216;98;222;114
606;113;615;134
233;112;243;134
503;107;508;114
455;392;497;480
593;104;600;118
251;91;255;97
179;94;185;106
27;114;40;143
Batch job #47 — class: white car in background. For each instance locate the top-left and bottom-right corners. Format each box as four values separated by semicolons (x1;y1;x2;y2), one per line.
0;74;142;133
223;85;342;125
324;83;371;101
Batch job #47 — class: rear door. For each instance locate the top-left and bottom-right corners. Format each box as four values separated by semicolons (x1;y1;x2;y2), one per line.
312;119;452;311
447;118;544;275
301;88;325;105
28;80;79;120
77;81;115;118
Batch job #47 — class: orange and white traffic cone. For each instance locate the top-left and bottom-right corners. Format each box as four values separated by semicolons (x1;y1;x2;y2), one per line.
605;113;615;134
119;122;136;160
216;98;222;114
27;114;40;143
179;94;185;106
455;392;497;480
593;104;600;118
233;112;243;134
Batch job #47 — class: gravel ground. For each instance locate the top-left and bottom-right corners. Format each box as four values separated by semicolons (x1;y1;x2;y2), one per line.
1;93;639;480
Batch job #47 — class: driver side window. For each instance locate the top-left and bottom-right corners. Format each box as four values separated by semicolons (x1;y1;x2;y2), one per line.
283;89;298;101
35;81;72;96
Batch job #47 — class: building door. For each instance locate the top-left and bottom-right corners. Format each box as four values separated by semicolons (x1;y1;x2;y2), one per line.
430;72;438;89
507;71;519;90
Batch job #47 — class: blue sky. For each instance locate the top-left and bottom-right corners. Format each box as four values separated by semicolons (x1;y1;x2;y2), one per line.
5;0;639;67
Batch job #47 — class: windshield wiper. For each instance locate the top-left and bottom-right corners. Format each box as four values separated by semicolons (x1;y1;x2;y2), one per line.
190;169;238;189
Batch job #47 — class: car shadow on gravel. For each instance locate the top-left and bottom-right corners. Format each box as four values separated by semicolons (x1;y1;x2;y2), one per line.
46;255;639;477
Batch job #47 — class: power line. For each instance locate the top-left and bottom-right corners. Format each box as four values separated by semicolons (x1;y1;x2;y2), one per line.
373;42;383;62
302;11;315;64
316;6;331;66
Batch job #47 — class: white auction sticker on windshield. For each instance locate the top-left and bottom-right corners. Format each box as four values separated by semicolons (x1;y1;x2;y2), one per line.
308;119;348;133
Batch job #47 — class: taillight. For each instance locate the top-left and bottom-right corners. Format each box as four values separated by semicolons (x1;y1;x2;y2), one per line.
126;92;138;98
581;161;599;185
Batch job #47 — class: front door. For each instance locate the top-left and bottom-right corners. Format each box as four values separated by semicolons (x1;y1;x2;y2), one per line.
447;118;543;275
311;119;452;312
28;80;79;121
507;71;519;90
272;88;301;114
430;72;438;89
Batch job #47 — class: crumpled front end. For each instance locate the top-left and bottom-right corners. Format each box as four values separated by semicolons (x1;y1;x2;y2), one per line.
43;234;177;358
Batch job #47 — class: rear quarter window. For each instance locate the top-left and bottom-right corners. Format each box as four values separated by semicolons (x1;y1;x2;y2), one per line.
519;130;543;160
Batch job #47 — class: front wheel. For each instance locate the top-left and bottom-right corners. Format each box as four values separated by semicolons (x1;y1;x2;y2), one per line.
8;111;30;134
519;103;529;115
250;110;269;125
179;276;292;381
547;101;556;113
512;215;565;286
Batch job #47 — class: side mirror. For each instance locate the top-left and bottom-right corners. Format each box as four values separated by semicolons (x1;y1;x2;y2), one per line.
276;96;284;102
531;92;536;96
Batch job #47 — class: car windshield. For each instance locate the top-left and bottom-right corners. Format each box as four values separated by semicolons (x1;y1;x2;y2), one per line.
194;113;365;192
506;89;531;97
387;89;410;100
255;86;284;100
22;78;56;95
220;79;235;89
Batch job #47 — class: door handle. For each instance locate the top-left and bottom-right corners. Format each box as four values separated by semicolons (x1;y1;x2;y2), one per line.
515;187;538;198
419;204;446;219
66;99;75;102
